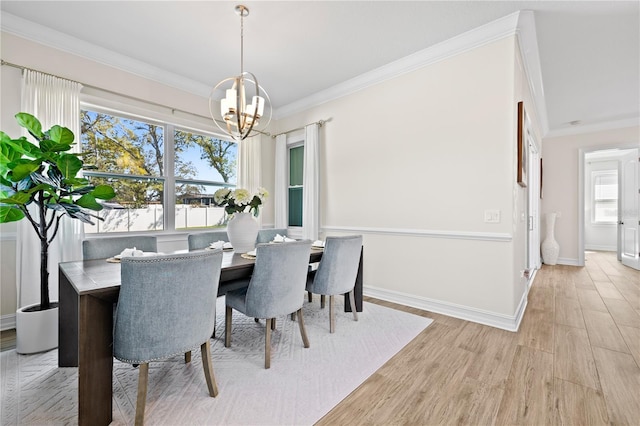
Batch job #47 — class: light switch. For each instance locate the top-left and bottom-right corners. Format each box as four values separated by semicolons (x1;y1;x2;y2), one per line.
484;209;500;223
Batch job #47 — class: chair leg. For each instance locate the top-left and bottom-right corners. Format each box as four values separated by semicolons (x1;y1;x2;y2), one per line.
212;322;216;338
307;291;313;303
184;351;191;363
135;363;149;426
271;318;276;330
296;308;310;348
265;318;272;369
349;289;359;321
329;295;336;333
320;295;326;309
200;340;219;397
290;312;296;321
225;306;232;347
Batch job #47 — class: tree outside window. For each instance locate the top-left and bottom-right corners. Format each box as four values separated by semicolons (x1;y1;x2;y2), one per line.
80;109;236;233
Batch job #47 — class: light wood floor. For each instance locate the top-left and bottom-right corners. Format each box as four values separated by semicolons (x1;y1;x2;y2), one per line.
1;252;638;424
318;251;640;425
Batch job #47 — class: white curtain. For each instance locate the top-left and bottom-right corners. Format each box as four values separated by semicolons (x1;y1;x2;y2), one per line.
236;134;263;225
274;134;288;229
17;70;83;308
302;123;320;240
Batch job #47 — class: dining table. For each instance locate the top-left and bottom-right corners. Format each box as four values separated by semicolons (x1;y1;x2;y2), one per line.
58;246;363;426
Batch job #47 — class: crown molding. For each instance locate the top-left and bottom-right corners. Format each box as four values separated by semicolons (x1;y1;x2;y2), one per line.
0;12;211;98
275;11;523;119
515;10;549;137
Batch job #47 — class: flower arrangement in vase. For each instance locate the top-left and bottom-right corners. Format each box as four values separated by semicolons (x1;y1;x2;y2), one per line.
213;187;268;253
213;187;268;217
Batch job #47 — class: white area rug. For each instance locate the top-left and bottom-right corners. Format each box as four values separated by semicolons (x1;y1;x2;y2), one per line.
1;298;432;425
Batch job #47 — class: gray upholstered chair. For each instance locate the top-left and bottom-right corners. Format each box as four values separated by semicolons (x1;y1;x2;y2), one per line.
256;228;288;244
306;235;362;333
224;239;312;369
187;230;229;251
82;236;158;260
114;250;223;425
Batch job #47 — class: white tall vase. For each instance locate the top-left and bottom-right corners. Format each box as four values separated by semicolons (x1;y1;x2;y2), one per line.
541;212;560;265
226;212;259;253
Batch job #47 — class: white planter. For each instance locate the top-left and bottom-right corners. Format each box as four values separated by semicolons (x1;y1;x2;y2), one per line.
541;212;560;265
227;212;259;253
16;302;58;354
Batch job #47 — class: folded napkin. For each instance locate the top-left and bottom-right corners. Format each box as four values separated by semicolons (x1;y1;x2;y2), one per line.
117;247;144;258
210;241;233;250
312;240;325;248
209;240;226;250
273;234;296;243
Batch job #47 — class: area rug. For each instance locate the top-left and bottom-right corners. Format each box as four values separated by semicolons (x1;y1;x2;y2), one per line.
1;298;432;425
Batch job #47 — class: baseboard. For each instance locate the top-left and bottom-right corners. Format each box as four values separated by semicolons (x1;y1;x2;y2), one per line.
1;314;16;331
364;285;527;332
557;257;581;266
585;245;616;252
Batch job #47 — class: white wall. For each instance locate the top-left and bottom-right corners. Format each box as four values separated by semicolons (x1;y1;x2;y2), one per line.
542;126;640;264
272;35;535;329
0;64;23;328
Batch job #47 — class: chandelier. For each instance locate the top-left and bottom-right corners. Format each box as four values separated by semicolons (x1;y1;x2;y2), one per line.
209;4;271;141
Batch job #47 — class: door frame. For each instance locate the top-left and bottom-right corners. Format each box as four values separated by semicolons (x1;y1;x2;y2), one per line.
527;128;541;275
619;149;640;269
578;143;638;266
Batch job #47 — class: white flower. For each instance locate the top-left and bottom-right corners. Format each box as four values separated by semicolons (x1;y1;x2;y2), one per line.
257;187;269;200
213;187;269;216
232;188;251;205
213;188;231;204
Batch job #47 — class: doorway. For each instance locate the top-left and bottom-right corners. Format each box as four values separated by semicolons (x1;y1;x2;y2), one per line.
579;146;639;269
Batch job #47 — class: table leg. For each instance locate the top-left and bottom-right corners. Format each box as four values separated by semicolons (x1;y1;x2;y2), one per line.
58;270;78;367
78;294;113;426
344;247;363;313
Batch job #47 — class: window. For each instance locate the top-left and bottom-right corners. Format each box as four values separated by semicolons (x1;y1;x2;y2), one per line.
80;109;236;233
592;170;618;224
288;145;304;227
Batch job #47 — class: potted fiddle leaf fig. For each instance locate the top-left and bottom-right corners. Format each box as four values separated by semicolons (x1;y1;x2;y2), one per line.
0;112;116;353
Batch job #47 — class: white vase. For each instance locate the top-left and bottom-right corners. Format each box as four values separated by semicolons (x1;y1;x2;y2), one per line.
16;302;58;354
226;212;259;253
541;212;560;265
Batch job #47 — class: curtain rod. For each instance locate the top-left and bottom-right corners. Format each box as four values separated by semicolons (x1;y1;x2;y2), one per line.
271;117;332;138
0;59;272;138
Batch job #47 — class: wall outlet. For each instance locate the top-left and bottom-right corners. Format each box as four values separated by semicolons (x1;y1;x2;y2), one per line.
484;209;500;223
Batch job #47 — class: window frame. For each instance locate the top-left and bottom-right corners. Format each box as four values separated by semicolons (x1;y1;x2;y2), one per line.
590;169;618;225
80;101;237;235
287;134;305;230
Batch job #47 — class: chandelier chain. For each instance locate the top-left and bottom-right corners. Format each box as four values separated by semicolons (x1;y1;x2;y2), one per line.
240;8;244;74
